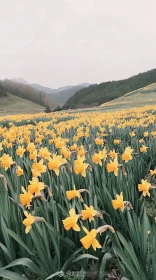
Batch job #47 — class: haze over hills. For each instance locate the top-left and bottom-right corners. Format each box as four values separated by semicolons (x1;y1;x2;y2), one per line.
31;83;90;105
1;69;156;115
66;69;156;109
31;83;73;94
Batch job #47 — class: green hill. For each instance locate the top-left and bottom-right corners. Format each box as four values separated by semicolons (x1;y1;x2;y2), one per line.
31;83;73;94
48;83;90;105
0;81;7;98
66;69;156;108
31;83;90;105
2;79;55;109
0;93;44;116
100;83;156;111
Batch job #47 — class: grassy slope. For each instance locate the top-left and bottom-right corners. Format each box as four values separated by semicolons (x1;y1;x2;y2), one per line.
66;83;156;114
100;83;156;111
66;69;156;108
0;93;44;116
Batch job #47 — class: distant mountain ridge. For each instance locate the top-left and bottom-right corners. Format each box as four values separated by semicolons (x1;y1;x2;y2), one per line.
66;69;156;109
31;83;90;105
31;84;73;94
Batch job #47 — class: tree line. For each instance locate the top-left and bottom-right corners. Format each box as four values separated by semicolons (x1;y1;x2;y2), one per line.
0;81;7;98
66;69;156;108
1;79;54;109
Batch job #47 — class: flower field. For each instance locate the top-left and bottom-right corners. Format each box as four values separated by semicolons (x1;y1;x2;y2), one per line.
0;106;156;280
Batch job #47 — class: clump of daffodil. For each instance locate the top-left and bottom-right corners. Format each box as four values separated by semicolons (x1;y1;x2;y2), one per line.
138;179;151;197
62;208;80;231
74;156;89;177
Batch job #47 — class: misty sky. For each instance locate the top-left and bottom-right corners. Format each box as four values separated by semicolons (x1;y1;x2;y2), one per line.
0;0;156;88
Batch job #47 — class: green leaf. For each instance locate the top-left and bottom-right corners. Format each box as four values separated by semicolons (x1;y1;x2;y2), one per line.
61;248;83;272
1;258;41;275
0;269;28;280
73;254;98;263
45;271;61;280
99;253;112;280
6;228;34;255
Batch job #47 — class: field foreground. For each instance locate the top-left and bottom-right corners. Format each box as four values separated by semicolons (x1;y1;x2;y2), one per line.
0;106;156;280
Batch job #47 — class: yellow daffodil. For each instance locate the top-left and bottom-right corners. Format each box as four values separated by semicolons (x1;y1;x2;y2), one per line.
80;226;101;251
138;179;151;197
81;205;97;222
32;159;46;177
16;166;24;176
27;142;36;153
74;156;88;177
20;187;33;208
62;209;80;231
144;131;149;137
95;138;103;145
140;145;148;153
112;192;124;211
107;158;118;176
23;211;35;234
150;169;156;175
38;147;51;160
66;185;80;200
122;147;134;163
48;154;66;176
16;146;26;158
114;139;120;144
28;177;44;195
109;149;117;159
129;132;135;137
0;153;13;170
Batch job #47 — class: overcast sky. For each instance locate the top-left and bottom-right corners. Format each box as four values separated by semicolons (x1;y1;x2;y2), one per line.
0;0;156;88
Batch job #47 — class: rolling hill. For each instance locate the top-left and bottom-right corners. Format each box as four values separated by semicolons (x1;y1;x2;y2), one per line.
31;84;73;94
0;81;7;97
66;69;156;108
100;83;156;111
31;83;90;105
0;93;44;116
